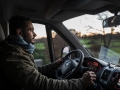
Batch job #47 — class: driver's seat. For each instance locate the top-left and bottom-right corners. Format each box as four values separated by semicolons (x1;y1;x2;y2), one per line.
0;24;5;44
0;24;16;90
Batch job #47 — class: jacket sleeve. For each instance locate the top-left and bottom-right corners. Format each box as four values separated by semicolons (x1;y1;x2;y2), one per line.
1;53;86;90
37;62;61;75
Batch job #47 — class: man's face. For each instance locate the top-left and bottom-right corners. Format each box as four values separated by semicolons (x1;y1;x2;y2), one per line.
21;21;37;44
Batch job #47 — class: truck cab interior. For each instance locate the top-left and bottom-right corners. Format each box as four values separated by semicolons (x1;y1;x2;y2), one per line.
0;0;120;90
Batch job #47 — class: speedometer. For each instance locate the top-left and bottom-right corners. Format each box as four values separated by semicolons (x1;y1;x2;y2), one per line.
87;61;102;72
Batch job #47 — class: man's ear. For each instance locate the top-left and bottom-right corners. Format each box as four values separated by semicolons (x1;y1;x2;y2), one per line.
16;28;23;36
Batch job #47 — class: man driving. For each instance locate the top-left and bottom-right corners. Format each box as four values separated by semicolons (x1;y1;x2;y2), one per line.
0;16;96;90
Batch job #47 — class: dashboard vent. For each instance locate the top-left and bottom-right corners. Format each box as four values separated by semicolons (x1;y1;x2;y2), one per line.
101;70;111;82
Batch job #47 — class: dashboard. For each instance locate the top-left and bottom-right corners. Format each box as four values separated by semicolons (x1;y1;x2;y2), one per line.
107;69;120;90
55;55;120;90
83;57;120;90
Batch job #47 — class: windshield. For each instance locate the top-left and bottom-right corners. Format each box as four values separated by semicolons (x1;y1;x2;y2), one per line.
63;11;120;65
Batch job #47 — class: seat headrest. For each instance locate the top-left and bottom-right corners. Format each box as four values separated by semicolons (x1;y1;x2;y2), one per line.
0;24;5;43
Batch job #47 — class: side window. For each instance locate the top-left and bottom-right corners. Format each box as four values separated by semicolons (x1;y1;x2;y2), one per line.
51;30;68;60
33;23;51;65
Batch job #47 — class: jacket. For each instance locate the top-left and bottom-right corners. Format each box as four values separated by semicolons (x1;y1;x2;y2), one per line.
0;39;86;90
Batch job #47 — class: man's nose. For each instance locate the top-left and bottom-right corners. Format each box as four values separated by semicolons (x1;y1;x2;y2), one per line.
34;32;37;37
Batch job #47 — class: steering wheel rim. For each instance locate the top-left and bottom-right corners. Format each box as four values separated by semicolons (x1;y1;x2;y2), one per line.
56;49;84;79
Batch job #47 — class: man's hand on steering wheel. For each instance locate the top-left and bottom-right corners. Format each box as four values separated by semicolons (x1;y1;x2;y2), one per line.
55;58;64;65
82;71;96;86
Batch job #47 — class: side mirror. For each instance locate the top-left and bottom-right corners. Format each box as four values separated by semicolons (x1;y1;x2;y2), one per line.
103;15;120;28
61;46;70;58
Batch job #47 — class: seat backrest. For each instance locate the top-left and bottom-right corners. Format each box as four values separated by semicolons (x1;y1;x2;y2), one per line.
0;24;5;43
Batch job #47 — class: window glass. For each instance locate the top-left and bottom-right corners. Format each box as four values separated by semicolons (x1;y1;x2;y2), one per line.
51;30;68;60
63;11;120;65
33;23;51;65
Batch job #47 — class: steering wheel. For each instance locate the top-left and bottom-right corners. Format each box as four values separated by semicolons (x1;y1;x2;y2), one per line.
56;49;84;79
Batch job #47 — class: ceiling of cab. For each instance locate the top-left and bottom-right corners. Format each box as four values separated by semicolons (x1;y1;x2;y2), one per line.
48;0;120;21
0;0;120;22
0;0;48;21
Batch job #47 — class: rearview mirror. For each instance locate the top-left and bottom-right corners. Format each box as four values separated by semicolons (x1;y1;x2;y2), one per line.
103;15;120;28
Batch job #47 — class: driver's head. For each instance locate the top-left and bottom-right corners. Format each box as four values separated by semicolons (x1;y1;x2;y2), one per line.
9;15;37;44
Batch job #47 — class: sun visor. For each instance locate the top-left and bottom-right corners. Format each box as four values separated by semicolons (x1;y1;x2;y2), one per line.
44;0;91;20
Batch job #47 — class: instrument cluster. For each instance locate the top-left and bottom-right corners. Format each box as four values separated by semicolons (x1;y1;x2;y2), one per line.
84;59;103;73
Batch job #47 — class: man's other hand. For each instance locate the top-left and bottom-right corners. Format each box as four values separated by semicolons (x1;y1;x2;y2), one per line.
55;58;64;65
82;71;96;86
